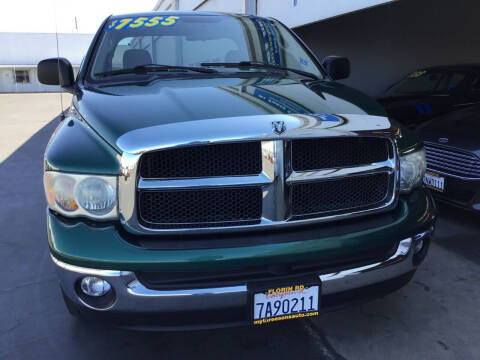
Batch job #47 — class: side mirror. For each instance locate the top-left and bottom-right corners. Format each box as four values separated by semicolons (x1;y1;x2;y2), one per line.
38;58;75;92
322;56;350;80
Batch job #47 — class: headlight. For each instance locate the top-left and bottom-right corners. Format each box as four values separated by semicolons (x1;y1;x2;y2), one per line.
44;172;117;220
400;148;426;193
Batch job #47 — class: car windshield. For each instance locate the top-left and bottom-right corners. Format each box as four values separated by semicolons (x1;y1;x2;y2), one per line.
87;14;323;81
387;70;467;95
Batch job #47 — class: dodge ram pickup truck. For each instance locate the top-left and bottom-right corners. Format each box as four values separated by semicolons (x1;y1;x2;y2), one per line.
38;12;436;330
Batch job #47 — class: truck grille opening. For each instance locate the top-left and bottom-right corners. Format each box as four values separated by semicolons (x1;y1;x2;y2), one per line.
138;187;262;228
290;173;391;220
424;142;480;179
128;136;397;232
140;142;262;179
292;137;390;171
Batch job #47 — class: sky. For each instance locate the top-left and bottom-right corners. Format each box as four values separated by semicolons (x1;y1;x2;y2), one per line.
0;0;155;34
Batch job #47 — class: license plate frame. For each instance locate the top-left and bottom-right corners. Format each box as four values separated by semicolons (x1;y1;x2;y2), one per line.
250;282;321;325
424;171;445;193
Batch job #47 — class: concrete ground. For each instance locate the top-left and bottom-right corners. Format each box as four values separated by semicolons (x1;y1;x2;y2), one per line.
0;94;479;360
0;93;71;162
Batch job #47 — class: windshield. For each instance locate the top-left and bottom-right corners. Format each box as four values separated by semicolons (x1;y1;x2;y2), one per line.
387;70;467;95
87;14;323;81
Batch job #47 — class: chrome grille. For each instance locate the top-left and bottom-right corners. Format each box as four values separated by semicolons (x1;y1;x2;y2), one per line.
138;187;262;228
140;142;262;179
292;137;390;171
127;136;397;233
424;142;480;179
290;173;391;219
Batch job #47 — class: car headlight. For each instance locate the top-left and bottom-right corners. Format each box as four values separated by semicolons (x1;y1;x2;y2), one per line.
400;148;426;193
44;172;117;220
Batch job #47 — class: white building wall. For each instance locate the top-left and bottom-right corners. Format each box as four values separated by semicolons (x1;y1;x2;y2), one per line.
155;0;243;12
195;0;243;13
154;0;173;10
0;33;91;93
0;69;15;92
256;0;396;27
178;0;208;10
0;67;80;93
0;33;93;66
153;0;397;27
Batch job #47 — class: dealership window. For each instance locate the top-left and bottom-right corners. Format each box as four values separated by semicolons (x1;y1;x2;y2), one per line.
14;69;30;83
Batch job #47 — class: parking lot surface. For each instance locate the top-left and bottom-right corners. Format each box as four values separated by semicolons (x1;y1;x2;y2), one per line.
0;94;479;360
0;93;71;162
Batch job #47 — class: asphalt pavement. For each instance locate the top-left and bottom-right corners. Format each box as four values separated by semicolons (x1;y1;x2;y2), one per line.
0;94;479;360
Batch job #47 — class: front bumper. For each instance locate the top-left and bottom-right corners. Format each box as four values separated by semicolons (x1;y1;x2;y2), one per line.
52;232;432;330
48;188;436;330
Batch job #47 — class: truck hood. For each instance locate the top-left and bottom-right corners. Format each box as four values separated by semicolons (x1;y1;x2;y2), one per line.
417;106;480;155
75;76;387;152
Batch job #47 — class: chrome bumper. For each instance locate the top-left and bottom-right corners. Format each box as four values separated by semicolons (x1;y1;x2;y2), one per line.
52;232;430;316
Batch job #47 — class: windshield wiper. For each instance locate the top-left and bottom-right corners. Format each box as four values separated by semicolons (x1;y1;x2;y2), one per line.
95;64;218;77
201;61;319;80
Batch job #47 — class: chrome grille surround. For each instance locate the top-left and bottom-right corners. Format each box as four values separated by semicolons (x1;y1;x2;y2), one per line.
424;142;480;179
117;114;400;235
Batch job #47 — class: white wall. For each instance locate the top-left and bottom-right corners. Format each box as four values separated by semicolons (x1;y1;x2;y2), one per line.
0;67;80;93
155;0;244;12
295;0;480;97
0;32;91;92
257;0;396;28
154;0;397;26
0;68;52;93
0;33;93;67
179;0;209;10
154;0;174;11
195;0;243;13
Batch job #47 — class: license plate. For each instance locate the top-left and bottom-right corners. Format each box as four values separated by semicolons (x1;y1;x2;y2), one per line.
423;171;445;192
253;285;319;325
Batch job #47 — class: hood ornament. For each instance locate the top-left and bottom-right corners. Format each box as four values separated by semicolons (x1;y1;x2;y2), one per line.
272;121;286;135
438;137;449;143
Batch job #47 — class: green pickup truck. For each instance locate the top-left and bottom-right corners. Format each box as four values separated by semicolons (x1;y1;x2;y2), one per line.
38;12;436;330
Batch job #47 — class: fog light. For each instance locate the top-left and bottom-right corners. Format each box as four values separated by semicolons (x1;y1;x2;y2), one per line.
80;276;111;297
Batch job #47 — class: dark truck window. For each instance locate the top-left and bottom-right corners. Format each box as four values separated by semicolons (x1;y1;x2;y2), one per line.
387;70;467;95
88;14;322;80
